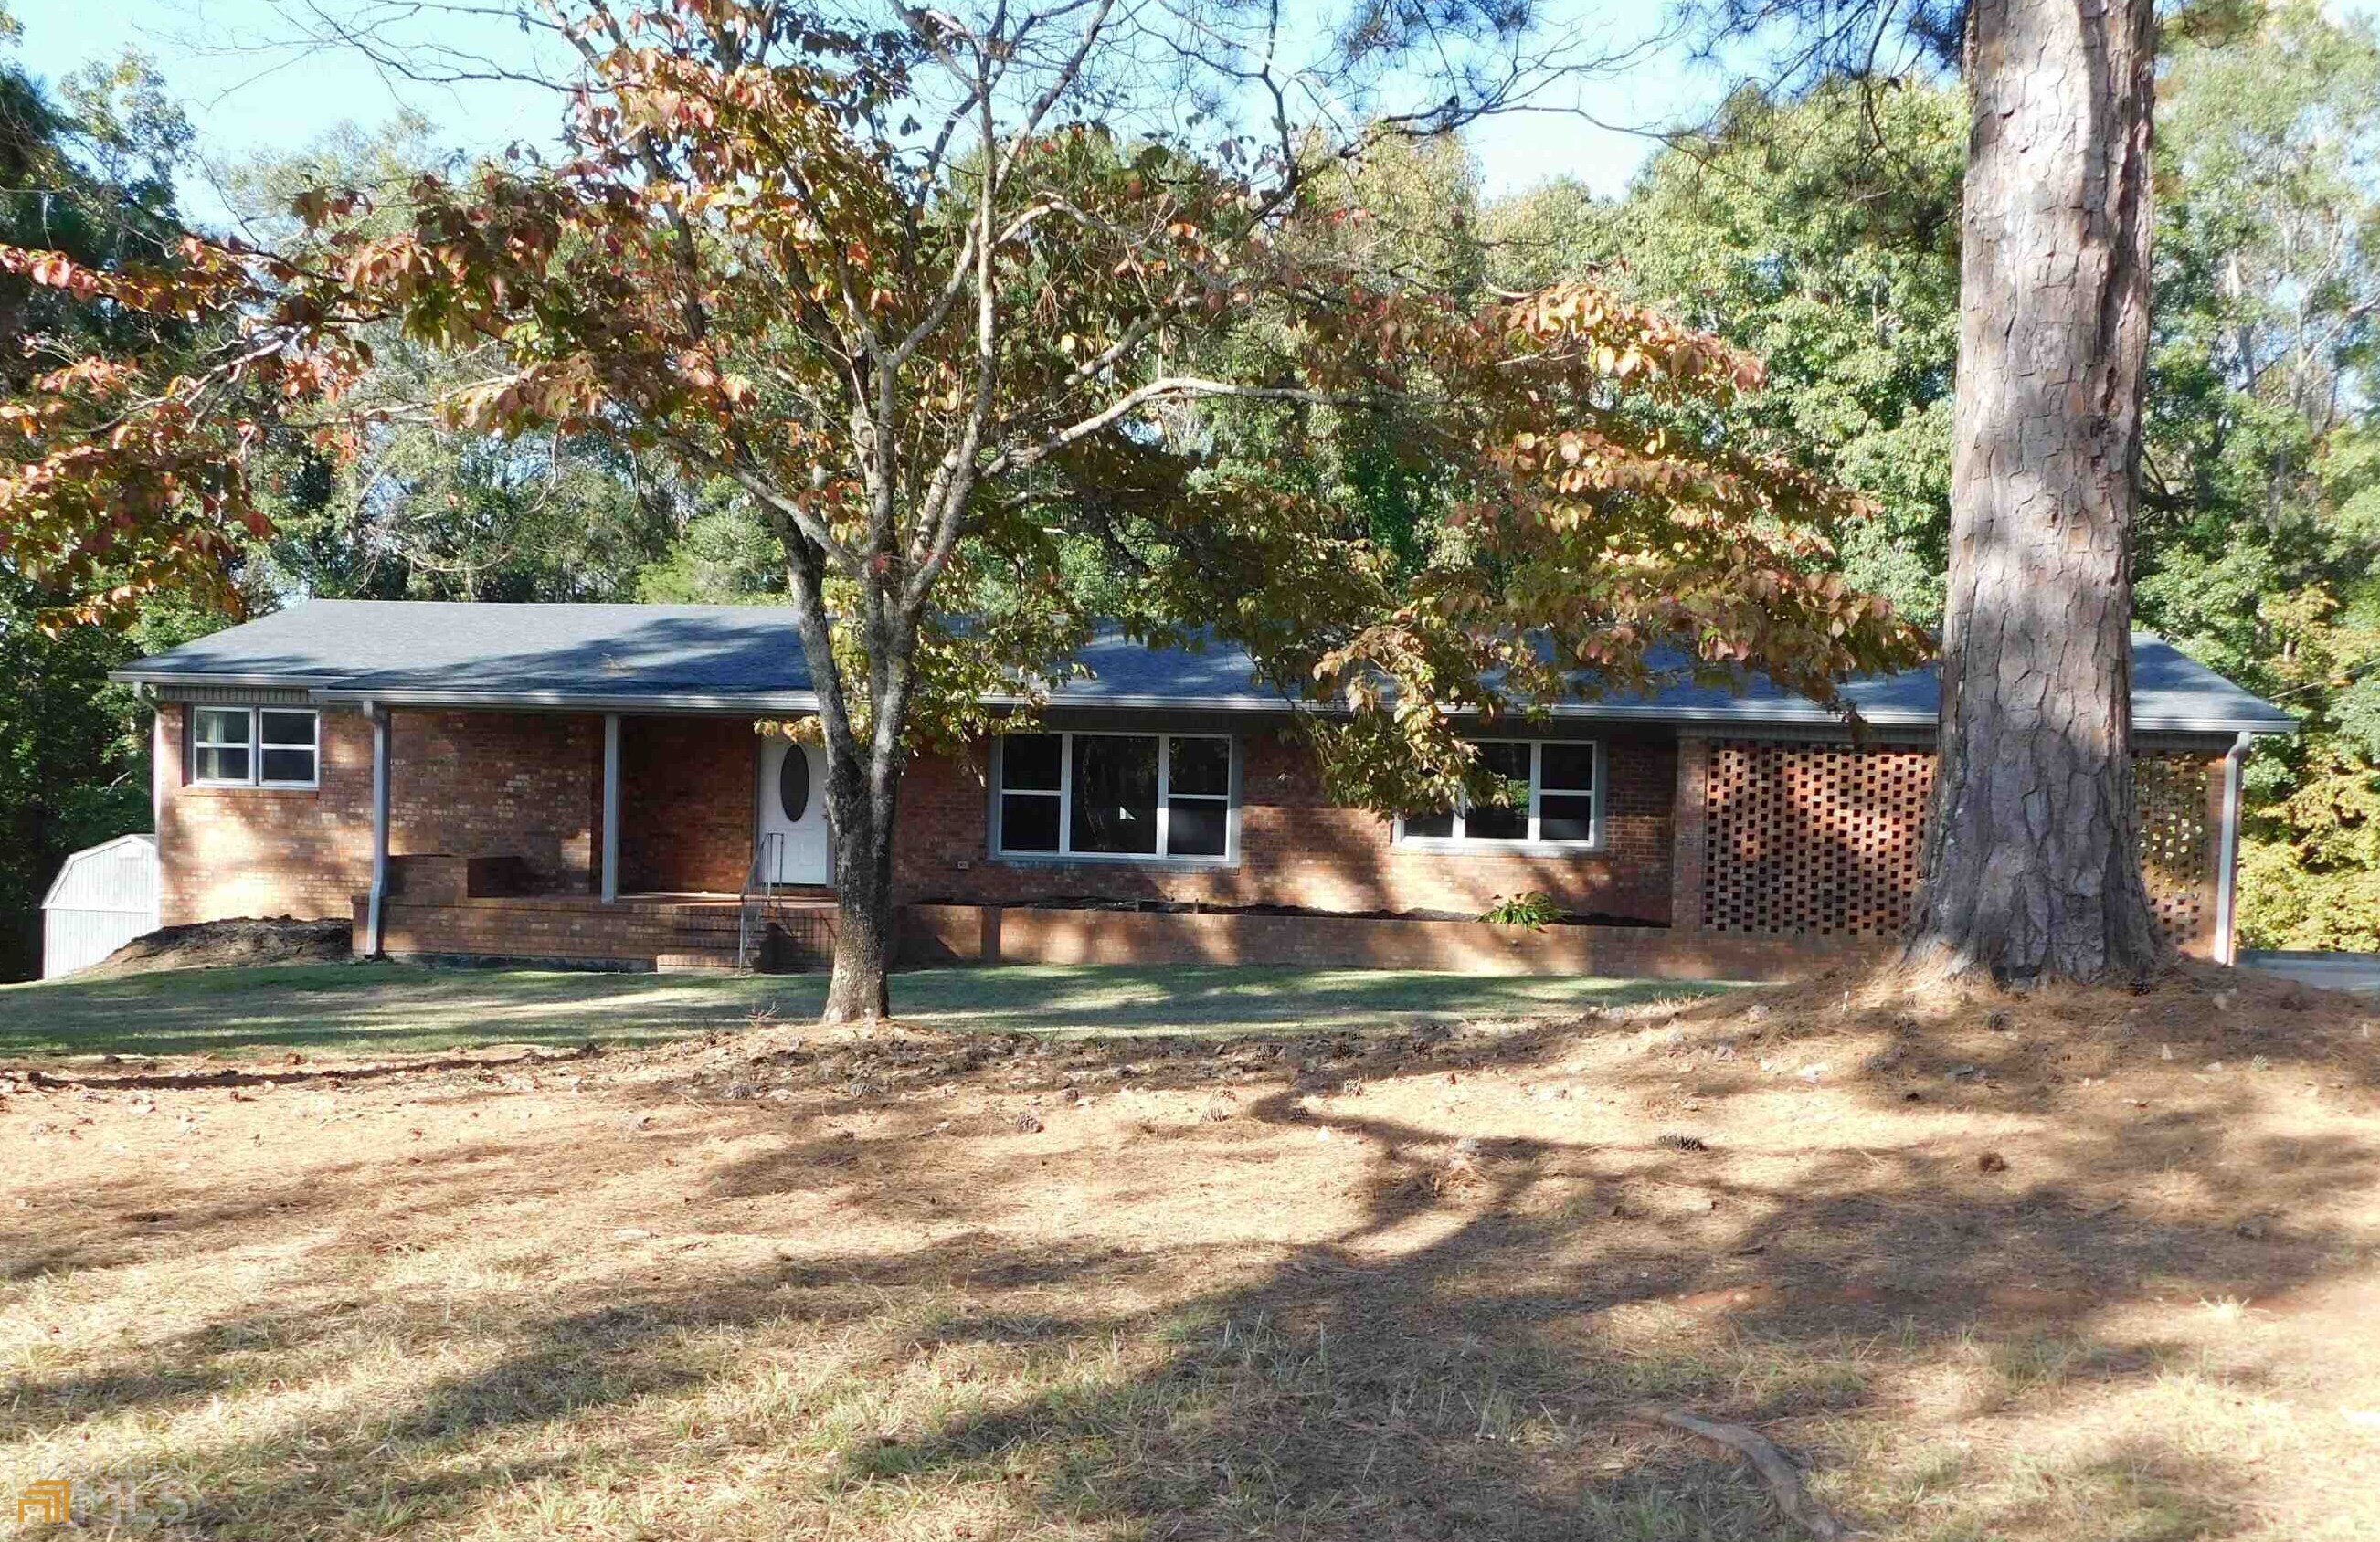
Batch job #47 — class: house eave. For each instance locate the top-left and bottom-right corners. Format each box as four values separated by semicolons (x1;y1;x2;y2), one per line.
115;673;2298;738
111;670;348;692
311;687;827;714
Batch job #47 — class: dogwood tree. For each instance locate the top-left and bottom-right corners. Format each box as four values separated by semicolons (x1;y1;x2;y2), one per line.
0;1;1921;1021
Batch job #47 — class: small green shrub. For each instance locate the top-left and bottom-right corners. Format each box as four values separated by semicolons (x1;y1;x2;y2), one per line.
1479;892;1563;931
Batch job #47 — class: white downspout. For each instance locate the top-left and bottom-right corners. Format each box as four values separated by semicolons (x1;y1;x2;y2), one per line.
365;702;390;957
601;713;621;903
147;686;167;833
2213;730;2251;966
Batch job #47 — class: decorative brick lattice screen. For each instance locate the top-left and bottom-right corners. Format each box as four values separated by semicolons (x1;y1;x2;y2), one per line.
1698;742;2217;950
1700;743;1934;936
2135;755;2215;947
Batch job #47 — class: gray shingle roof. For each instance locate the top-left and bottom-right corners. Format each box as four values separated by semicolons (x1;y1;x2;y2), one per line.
112;599;2296;734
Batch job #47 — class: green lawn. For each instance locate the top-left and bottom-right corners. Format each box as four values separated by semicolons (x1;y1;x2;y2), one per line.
0;962;1735;1060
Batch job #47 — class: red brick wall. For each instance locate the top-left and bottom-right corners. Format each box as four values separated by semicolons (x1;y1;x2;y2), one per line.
162;712;1677;928
157;704;376;925
620;716;757;892
388;711;602;895
158;705;606;925
159;703;2230;965
890;730;1677;922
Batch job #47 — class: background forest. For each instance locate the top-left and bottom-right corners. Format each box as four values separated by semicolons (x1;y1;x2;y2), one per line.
1;0;2373;978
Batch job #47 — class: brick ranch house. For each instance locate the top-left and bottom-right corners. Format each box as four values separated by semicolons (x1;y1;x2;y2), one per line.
113;601;2295;978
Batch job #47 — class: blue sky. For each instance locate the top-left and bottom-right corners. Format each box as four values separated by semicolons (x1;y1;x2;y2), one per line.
10;0;1718;227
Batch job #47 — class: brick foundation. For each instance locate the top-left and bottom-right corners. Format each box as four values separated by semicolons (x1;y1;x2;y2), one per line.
898;903;1887;980
357;892;1880;979
361;892;834;970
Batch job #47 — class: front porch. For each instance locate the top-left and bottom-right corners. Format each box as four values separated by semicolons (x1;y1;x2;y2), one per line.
350;710;830;969
360;868;836;972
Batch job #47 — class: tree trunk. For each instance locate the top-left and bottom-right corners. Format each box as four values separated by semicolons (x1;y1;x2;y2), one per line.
774;529;905;1028
820;758;897;1025
1903;0;2167;987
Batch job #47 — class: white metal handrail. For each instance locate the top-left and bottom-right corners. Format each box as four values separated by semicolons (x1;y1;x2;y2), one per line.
736;831;786;971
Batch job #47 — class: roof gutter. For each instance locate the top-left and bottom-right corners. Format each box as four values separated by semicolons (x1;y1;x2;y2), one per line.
109;673;2299;737
109;670;345;691
310;687;826;713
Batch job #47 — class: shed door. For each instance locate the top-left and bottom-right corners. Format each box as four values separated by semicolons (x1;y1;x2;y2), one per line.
756;737;830;887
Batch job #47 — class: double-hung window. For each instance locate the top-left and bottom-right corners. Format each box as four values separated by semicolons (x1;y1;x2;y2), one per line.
1396;739;1601;848
191;706;320;789
994;732;1234;862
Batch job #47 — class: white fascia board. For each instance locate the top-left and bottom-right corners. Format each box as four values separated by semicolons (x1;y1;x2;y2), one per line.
111;670;346;691
121;675;2297;736
311;687;826;713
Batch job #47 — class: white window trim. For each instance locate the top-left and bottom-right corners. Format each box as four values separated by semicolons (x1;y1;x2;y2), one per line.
992;731;1238;866
1393;738;1604;851
189;705;321;791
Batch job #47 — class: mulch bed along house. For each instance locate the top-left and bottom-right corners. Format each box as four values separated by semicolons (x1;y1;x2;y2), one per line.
111;602;2294;977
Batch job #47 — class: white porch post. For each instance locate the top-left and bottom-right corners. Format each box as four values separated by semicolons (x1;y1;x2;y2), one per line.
2213;730;2251;966
365;703;391;957
601;713;621;903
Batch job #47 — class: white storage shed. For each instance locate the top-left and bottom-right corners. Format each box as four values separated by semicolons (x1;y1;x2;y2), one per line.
41;833;160;978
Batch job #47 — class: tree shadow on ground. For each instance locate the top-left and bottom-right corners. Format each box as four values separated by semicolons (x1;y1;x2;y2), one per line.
7;970;2375;1539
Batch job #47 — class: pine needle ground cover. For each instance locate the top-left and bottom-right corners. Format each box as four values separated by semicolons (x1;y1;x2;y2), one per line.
3;965;2375;1540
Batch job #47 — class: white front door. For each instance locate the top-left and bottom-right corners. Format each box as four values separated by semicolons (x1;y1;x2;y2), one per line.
756;736;831;886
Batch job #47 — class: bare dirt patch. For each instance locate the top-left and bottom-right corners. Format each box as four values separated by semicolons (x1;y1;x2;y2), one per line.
4;965;2376;1540
90;917;352;976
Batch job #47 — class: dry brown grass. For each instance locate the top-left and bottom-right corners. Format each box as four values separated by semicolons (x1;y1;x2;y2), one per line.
4;962;2377;1540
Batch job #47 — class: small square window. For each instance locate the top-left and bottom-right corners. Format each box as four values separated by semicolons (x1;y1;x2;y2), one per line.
1541;743;1596;792
1539;794;1597;843
259;710;319;786
196;743;252;784
1167;798;1228;856
193;707;256;786
191;706;318;787
1001;734;1063;791
1169;736;1232;797
194;706;249;742
1000;793;1062;852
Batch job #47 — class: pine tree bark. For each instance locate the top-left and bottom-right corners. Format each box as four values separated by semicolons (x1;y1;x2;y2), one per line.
1903;0;2169;986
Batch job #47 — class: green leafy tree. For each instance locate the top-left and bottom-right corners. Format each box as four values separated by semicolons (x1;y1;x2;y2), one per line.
1486;80;1965;628
2141;2;2380;947
219;119;689;603
0;12;216;977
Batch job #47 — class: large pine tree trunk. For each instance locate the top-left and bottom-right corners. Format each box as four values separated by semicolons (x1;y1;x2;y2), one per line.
1903;0;2168;986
